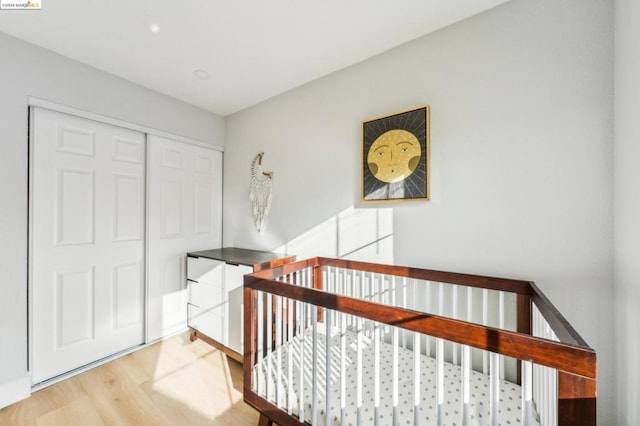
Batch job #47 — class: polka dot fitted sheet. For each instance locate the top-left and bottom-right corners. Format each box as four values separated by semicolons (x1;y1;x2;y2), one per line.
252;324;540;426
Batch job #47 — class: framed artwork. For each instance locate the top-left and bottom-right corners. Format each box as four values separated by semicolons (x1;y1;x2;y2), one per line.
362;105;430;202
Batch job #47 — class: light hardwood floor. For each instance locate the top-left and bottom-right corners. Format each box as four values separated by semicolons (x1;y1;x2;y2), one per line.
0;333;260;425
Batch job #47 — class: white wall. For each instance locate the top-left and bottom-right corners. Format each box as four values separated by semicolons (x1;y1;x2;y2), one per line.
614;0;640;424
224;0;614;423
0;31;224;407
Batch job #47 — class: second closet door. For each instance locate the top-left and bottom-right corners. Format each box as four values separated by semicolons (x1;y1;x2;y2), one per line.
147;135;222;342
31;108;146;384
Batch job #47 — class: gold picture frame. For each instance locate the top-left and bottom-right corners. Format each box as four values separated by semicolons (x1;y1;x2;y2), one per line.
362;105;430;202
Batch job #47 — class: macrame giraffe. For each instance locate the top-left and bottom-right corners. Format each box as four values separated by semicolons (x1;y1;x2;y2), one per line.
250;152;273;234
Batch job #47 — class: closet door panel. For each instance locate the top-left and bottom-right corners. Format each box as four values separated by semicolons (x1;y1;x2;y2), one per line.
147;136;222;342
31;108;145;384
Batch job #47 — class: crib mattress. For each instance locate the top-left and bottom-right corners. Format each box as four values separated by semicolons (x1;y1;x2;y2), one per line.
252;324;540;426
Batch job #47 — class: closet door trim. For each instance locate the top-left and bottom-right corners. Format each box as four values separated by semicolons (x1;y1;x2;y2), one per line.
28;97;223;152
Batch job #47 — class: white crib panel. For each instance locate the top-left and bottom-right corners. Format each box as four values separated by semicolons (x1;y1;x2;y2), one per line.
253;323;540;426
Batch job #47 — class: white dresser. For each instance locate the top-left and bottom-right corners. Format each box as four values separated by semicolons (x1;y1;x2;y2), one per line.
186;247;295;362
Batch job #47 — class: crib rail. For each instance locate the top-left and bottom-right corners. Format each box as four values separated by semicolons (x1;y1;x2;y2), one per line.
243;257;596;426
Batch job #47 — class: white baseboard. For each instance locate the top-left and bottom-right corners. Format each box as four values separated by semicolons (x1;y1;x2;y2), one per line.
0;375;31;409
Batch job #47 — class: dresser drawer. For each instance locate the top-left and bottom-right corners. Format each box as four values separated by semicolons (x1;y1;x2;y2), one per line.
187;256;224;286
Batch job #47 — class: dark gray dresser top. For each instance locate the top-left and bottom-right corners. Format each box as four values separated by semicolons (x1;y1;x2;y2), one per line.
187;247;295;269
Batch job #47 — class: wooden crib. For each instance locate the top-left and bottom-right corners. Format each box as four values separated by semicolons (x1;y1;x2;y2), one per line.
243;257;596;426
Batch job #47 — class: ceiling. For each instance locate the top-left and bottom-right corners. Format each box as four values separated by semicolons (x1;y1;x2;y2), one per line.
0;0;509;116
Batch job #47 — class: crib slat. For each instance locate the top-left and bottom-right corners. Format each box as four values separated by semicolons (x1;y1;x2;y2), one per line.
466;286;473;322
312;307;318;426
392;326;399;426
287;298;293;415
438;281;445;424
452;286;458;365
383;273;389;305
490;352;500;426
533;309;540;425
413;331;420;426
382;274;390;338
257;291;264;397
357;315;363;426
425;281;431;357
532;304;559;426
522;360;533;426
483;288;489;374
340;310;346;426
390;275;396;306
402;277;407;349
437;338;444;424
374;321;380;426
325;310;332;426
389;274;398;425
350;269;356;328
298;299;305;423
372;272;376;303
438;280;445;398
267;294;273;403
276;295;282;408
499;291;505;380
462;345;471;426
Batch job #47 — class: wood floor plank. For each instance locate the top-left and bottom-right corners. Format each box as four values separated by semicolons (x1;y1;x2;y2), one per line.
0;376;87;426
35;396;105;426
77;361;171;425
0;333;259;426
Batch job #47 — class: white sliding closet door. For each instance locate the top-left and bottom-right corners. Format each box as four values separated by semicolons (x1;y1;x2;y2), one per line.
30;108;146;384
147;135;222;342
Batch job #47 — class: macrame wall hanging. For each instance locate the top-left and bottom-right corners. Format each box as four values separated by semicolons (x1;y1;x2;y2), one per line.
250;152;273;235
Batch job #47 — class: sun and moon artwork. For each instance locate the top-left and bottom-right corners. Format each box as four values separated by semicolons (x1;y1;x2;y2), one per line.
362;105;430;202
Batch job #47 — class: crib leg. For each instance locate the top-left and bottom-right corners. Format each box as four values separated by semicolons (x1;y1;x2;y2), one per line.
258;413;274;426
558;372;596;425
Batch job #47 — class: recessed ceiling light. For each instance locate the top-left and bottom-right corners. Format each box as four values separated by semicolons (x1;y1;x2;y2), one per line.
150;23;160;33
193;69;210;80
